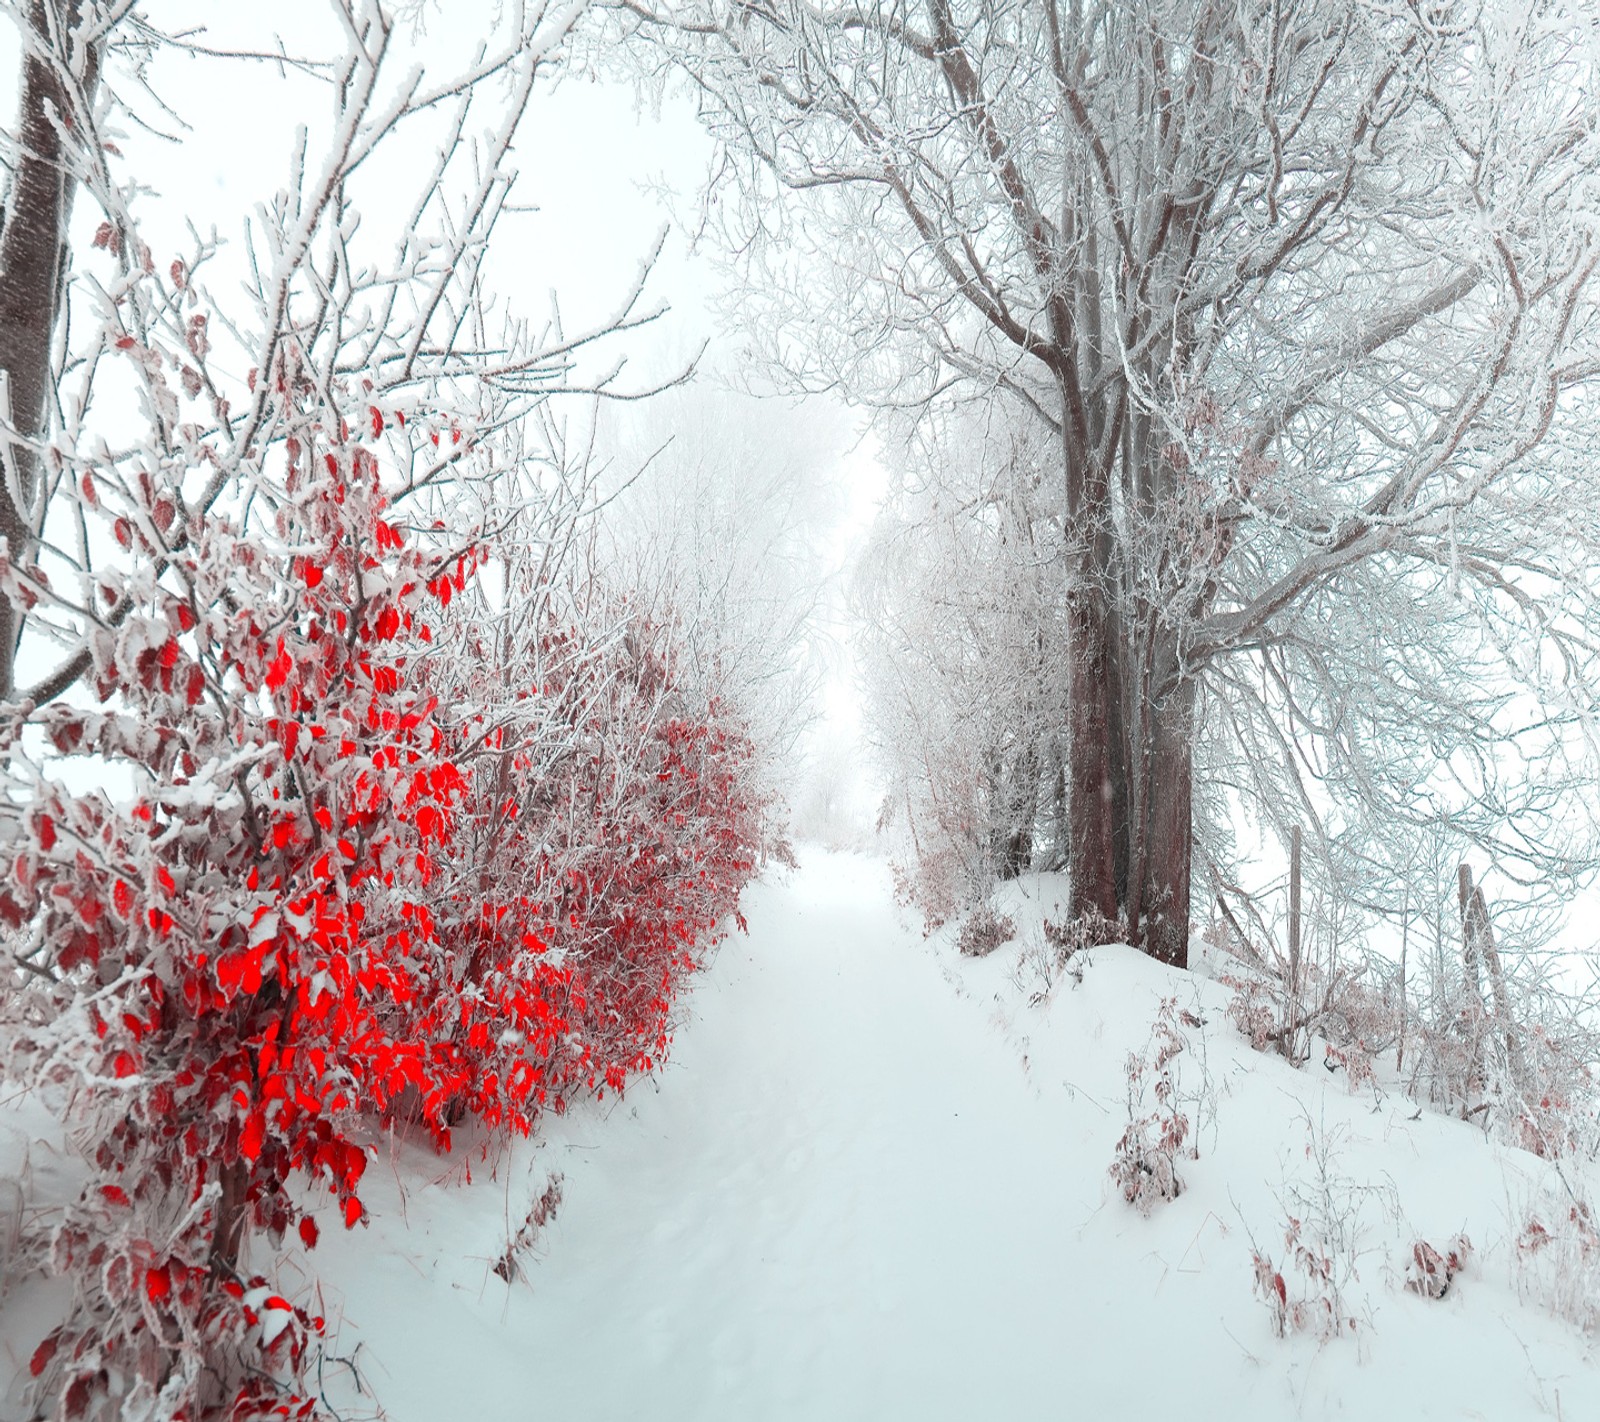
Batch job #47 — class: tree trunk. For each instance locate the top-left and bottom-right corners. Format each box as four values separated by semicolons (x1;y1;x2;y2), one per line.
1065;617;1194;965
1062;358;1126;938
1064;578;1121;935
0;0;98;698
209;1158;251;1273
1062;402;1194;967
1135;675;1194;968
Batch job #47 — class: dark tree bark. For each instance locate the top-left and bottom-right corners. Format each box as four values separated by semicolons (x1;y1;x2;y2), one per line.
1066;594;1195;966
1132;673;1194;967
0;0;99;698
1062;379;1196;966
1064;580;1121;932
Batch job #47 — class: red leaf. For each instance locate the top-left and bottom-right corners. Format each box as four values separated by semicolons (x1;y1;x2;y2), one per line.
37;814;55;851
266;640;292;692
29;1335;56;1378
240;1110;265;1163
344;1195;363;1229
370;406;384;438
145;1265;171;1302
299;1215;319;1250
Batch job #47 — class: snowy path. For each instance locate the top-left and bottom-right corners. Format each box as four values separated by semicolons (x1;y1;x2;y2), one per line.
521;854;1088;1420
315;851;1600;1422
329;854;1127;1420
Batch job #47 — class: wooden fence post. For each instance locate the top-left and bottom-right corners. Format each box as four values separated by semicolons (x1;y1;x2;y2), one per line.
1287;826;1302;1061
1457;863;1527;1099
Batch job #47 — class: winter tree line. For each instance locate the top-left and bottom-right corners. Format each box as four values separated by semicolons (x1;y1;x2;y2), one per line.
4;0;1600;1417
622;0;1600;962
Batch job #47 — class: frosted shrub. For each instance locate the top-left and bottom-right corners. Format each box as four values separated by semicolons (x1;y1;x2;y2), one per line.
1109;999;1195;1214
1110;1116;1186;1215
1044;907;1123;958
956;906;1016;958
1247;1115;1381;1342
1515;1194;1600;1333
1250;1218;1358;1341
890;843;976;934
1217;942;1393;1078
494;1174;565;1286
1402;959;1600;1161
1222;969;1279;1054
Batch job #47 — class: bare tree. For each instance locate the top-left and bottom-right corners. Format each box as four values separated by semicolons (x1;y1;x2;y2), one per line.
0;0;673;714
0;0;107;698
625;0;1600;964
593;381;841;802
856;402;1068;918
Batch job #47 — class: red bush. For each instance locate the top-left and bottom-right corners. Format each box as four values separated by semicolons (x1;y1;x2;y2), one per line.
400;595;764;1131
2;419;481;1415
0;404;766;1416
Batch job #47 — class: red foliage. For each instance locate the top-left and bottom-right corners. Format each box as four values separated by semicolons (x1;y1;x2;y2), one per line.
3;410;764;1416
398;597;763;1133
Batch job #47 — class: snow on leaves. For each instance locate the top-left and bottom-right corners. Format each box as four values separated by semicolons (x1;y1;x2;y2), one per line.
3;415;767;1420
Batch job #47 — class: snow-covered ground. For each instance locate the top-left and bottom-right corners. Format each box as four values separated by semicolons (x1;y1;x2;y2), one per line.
5;850;1600;1419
